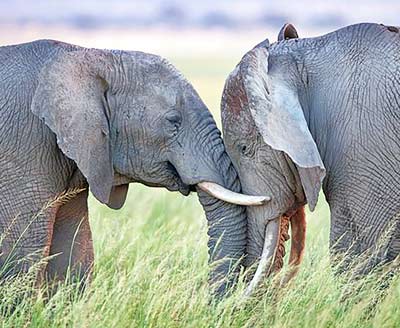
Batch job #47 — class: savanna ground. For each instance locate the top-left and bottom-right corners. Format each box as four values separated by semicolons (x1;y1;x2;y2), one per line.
1;25;400;327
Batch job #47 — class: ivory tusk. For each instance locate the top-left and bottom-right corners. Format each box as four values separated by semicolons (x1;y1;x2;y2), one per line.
197;181;270;206
243;219;280;298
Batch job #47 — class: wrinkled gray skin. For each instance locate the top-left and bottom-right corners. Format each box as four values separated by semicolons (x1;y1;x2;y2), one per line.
222;23;400;272
0;40;246;295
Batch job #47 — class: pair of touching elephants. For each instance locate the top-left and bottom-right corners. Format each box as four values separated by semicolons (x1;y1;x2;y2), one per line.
0;22;399;297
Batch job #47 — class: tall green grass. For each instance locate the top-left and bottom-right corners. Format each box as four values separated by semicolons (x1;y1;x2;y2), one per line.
1;187;399;327
1;56;399;327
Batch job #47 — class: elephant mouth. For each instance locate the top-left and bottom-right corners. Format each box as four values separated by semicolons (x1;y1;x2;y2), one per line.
142;162;191;195
166;162;270;205
244;206;307;298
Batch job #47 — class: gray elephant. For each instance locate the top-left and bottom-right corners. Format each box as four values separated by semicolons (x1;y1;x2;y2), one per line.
221;23;400;295
0;39;266;295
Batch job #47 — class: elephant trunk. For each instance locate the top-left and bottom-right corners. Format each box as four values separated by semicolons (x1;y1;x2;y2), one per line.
195;137;247;296
168;100;255;296
243;207;307;298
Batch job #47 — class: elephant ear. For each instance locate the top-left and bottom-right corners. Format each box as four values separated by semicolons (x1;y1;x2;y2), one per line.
277;23;299;41
107;185;129;210
241;42;325;211
31;49;126;207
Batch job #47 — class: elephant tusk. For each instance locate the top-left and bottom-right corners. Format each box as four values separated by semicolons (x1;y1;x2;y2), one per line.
196;181;270;206
243;218;280;298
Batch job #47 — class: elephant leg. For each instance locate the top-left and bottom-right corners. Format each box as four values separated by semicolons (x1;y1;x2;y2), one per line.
0;206;57;281
46;189;94;284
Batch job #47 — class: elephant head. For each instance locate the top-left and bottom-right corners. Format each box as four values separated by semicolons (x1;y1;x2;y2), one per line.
30;45;266;295
221;25;326;295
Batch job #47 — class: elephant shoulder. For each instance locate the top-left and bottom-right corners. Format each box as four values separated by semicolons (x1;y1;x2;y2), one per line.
333;23;400;47
0;39;82;75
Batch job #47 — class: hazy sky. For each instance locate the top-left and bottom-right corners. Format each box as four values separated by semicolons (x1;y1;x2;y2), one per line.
0;0;398;31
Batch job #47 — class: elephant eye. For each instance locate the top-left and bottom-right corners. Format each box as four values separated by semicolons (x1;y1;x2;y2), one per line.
240;143;255;158
166;111;181;123
165;111;182;136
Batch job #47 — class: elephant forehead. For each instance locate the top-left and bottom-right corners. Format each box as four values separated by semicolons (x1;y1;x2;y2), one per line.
222;66;249;117
222;71;258;145
222;46;266;118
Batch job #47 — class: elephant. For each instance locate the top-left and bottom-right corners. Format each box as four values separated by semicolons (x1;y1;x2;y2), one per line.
0;39;266;296
221;23;400;295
